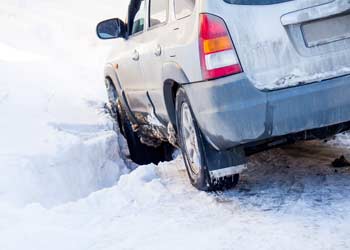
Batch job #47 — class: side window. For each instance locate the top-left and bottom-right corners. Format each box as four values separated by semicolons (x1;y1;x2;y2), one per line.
130;0;146;35
174;0;195;20
149;0;168;28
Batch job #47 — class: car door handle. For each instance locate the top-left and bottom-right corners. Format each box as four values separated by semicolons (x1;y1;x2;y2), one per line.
154;45;162;57
132;50;140;61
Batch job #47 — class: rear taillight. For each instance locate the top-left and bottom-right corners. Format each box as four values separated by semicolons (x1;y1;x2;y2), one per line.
199;14;242;80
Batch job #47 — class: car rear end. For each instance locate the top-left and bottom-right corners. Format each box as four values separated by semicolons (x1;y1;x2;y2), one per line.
183;0;350;150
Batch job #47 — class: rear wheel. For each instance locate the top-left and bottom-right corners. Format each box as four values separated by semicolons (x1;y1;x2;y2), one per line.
106;79;173;165
175;88;239;191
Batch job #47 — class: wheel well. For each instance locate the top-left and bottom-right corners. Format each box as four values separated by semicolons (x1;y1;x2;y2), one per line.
164;80;180;127
105;76;116;91
104;76;119;104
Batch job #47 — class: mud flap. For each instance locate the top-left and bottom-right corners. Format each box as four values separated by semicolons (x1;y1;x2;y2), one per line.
201;134;247;178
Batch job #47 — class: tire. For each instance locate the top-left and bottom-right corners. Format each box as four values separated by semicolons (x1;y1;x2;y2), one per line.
175;88;239;191
106;79;173;165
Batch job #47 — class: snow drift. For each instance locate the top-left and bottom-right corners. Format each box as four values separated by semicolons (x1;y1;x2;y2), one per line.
0;0;130;207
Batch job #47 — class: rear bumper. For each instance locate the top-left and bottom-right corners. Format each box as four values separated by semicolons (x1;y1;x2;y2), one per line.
184;74;350;150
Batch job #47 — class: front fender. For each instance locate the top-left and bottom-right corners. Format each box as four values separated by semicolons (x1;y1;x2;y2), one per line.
104;63;138;124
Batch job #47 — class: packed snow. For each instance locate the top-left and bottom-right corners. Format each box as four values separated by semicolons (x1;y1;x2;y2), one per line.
1;1;350;250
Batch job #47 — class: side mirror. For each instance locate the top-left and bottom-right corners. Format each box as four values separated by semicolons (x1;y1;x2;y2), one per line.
96;18;127;40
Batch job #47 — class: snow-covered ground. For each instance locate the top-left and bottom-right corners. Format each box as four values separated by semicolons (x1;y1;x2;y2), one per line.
0;0;132;207
1;1;350;250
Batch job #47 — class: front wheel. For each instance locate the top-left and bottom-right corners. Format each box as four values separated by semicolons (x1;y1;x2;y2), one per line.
175;88;239;191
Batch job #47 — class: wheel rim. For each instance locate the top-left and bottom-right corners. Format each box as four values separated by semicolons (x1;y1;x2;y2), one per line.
181;102;202;176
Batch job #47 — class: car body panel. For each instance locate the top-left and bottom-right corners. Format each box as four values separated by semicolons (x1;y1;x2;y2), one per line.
138;0;172;123
107;34;152;122
106;0;200;125
185;73;350;150
139;0;201;123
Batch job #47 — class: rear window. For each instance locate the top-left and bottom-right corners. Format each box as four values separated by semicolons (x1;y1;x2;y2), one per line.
149;0;168;27
224;0;293;4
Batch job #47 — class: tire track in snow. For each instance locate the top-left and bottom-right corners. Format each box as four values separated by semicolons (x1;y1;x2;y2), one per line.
210;139;350;214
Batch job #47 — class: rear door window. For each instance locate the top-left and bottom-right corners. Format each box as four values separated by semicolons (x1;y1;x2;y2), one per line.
224;0;293;4
130;0;146;35
149;0;168;28
175;0;195;20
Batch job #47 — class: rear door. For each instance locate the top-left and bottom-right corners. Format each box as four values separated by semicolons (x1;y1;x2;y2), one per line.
210;0;350;90
138;0;170;123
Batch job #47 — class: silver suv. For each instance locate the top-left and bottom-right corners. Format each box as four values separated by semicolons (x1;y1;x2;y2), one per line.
97;0;350;191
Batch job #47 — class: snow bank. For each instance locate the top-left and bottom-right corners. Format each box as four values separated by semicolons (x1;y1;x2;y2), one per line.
0;43;46;62
2;152;350;250
0;0;130;207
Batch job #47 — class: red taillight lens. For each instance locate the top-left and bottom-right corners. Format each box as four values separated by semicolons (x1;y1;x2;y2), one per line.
199;14;242;80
